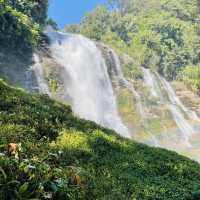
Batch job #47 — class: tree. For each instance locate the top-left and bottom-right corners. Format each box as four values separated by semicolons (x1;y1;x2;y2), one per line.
80;6;110;40
107;0;133;14
64;24;80;34
47;18;58;30
0;0;48;52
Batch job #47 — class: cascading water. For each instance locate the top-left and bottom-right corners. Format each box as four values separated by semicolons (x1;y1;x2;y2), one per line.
142;68;160;98
46;29;129;138
109;49;144;117
142;69;197;145
160;77;200;122
157;75;195;136
31;54;51;95
109;50;160;146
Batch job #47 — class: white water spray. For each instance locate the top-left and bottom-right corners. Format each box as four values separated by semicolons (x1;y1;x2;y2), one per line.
161;77;200;122
142;68;159;98
31;54;50;95
142;69;197;145
155;73;195;142
109;50;160;146
46;30;129;138
109;49;144;117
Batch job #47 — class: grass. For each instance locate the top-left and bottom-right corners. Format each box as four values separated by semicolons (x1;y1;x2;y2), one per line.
1;80;200;199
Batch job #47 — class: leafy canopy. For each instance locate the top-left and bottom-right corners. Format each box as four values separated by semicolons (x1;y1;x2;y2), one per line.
0;0;48;52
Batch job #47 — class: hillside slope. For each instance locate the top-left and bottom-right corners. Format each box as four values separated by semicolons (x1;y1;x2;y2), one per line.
1;80;200;200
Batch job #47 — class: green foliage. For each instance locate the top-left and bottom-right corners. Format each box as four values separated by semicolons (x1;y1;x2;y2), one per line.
76;0;200;85
78;6;110;40
178;65;200;94
0;0;48;52
123;62;143;80
5;0;48;25
1;81;200;199
47;18;58;30
0;80;112;142
64;24;80;34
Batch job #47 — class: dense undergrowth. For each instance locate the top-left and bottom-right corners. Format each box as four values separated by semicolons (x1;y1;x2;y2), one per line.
1;0;200;199
1;80;200;199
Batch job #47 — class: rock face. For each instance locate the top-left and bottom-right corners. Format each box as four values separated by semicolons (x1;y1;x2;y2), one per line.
96;42;132;87
0;50;38;92
0;39;130;100
0;45;66;99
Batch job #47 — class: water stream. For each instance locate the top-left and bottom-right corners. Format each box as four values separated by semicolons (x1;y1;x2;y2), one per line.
109;49;144;117
46;30;129;138
109;50;161;146
31;54;51;95
143;68;198;145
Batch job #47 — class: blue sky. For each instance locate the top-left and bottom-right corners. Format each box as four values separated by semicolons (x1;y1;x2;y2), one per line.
48;0;107;28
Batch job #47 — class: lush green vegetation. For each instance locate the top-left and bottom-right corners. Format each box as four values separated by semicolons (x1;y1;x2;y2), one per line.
1;0;200;199
0;0;48;52
1;80;200;199
65;0;200;94
178;65;200;95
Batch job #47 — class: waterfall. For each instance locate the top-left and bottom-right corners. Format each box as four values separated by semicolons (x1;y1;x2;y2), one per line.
142;69;198;145
142;68;159;98
109;49;144;117
109;50;159;146
31;54;50;95
46;30;129;138
160;77;200;122
154;72;196;143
